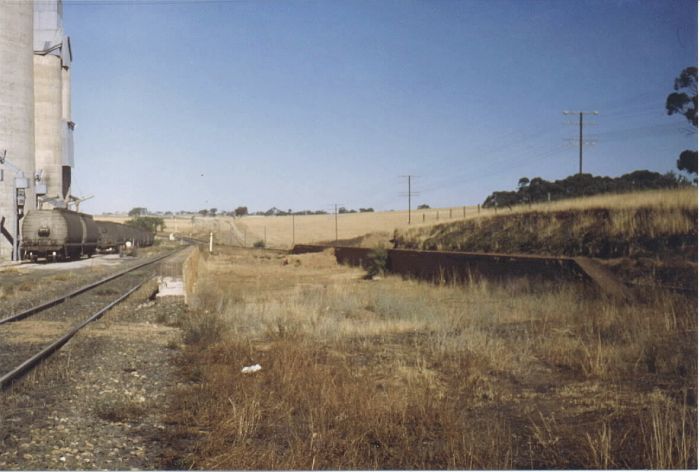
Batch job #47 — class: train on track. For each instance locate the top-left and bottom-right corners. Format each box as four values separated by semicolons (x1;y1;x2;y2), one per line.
21;208;154;262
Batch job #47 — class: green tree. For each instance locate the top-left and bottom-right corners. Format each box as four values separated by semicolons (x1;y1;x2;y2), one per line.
234;206;248;216
209;208;217;217
666;66;697;127
667;67;697;180
126;216;165;234
677;150;698;182
128;207;147;217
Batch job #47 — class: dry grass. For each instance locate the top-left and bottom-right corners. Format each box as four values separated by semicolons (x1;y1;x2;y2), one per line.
526;186;697;213
396;188;697;260
162;247;697;469
98;188;696;252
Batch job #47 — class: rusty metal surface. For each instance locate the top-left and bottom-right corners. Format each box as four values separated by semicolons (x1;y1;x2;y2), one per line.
291;244;631;297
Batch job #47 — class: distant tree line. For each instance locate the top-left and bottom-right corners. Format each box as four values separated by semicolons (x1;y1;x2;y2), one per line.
126;216;166;234
482;170;690;208
123;205;378;218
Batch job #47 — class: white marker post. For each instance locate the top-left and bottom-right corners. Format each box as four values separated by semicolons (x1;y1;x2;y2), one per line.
209;231;213;254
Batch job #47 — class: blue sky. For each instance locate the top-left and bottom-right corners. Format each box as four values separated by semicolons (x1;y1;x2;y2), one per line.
64;0;698;214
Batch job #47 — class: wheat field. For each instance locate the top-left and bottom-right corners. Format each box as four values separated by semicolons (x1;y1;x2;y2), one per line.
97;187;697;250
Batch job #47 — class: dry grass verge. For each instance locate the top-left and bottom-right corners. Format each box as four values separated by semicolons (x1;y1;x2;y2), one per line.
395;188;697;260
162;247;697;469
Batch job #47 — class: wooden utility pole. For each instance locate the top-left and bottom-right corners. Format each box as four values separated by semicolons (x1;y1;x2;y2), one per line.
330;203;343;245
563;110;598;174
399;175;418;224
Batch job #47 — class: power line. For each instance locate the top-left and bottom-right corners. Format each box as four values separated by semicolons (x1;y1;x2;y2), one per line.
418;143;571;196
399;175;419;224
563;110;598;174
328;203;344;245
590;122;693;141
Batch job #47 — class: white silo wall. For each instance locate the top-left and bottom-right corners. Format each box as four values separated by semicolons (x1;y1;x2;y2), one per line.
34;0;72;203
61;58;74;197
34;53;64;200
62;65;71;122
0;3;36;261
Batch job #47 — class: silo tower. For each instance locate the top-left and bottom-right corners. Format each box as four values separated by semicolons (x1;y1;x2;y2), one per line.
0;3;36;261
34;0;74;209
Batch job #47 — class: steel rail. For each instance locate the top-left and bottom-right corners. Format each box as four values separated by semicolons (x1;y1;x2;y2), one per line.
0;246;187;325
0;274;152;390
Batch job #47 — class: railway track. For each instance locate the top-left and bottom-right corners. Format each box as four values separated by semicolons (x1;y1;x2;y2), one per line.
0;249;182;325
0;246;188;390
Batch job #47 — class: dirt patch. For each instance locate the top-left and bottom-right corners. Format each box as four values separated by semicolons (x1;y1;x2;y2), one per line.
0;321;68;344
282;248;338;269
318;231;393;248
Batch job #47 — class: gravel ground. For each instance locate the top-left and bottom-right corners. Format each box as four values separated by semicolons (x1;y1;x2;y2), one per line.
0;246;173;317
0;249;192;470
0;266;161;375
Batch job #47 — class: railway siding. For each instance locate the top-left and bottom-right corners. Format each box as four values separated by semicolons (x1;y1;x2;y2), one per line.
0;248;192;470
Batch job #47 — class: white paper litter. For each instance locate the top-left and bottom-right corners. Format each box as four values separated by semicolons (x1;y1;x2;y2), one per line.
241;364;262;374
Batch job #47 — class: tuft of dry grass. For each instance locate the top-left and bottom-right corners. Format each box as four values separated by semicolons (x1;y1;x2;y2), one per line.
641;389;697;469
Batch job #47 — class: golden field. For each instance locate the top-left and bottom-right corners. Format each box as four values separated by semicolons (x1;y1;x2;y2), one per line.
99;187;697;251
97;205;480;249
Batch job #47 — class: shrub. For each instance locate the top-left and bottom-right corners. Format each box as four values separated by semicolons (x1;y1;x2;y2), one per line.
179;310;227;345
365;246;388;278
253;240;266;249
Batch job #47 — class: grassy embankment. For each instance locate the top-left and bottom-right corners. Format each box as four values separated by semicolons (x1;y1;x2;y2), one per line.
395;188;698;288
161;246;697;469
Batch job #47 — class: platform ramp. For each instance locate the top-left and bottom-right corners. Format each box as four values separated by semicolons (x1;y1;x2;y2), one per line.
573;257;634;301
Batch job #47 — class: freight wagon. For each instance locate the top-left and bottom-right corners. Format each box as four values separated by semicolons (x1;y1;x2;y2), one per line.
95;220;154;253
21;210;156;262
21;209;99;261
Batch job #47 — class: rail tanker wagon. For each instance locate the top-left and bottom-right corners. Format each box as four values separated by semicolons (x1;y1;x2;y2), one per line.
22;209;99;261
96;220;127;252
126;225;154;247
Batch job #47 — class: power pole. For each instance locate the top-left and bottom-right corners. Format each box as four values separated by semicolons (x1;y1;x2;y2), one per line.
330;203;344;245
399;175;419;224
563;110;598;174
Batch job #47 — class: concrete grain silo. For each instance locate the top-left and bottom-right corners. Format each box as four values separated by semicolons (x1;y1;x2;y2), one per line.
0;3;36;261
34;0;73;207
